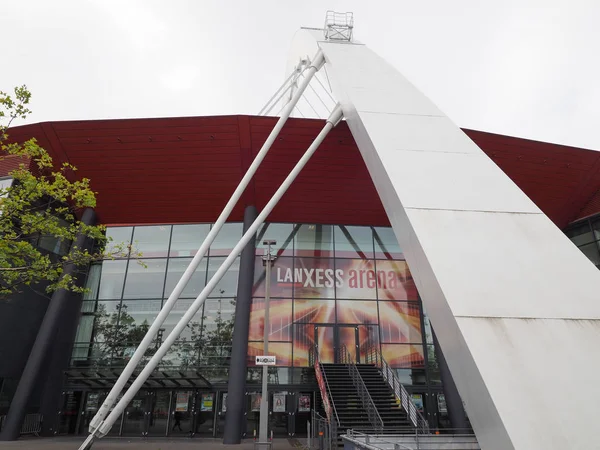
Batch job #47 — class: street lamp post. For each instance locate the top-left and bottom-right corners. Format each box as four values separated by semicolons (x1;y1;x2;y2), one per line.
259;240;277;445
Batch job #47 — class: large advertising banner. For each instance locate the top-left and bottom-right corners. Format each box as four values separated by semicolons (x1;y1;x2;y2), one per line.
249;256;423;368
253;257;417;300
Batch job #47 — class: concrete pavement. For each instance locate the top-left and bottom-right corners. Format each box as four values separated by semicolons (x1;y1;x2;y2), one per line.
0;437;300;450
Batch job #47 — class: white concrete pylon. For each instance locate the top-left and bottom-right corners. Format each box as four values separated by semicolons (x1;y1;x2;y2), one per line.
289;28;600;450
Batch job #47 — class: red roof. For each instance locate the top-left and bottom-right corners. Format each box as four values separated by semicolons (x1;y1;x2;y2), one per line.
4;116;600;229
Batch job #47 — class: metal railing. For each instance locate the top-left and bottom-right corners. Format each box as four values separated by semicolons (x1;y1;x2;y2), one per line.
307;410;336;450
0;413;43;436
337;345;384;433
363;345;429;434
342;429;480;450
309;346;339;441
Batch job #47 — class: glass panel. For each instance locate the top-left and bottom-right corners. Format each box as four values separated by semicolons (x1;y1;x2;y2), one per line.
426;345;442;385
170;224;210;257
148;391;171;436
200;298;235;366
248;341;292;366
566;222;594;246
423;311;434;345
207;257;240;297
253;256;294;297
337;300;378;324
292;257;335;298
375;260;418;300
373;227;403;259
98;260;127;299
379;302;422;343
293;324;314;367
105;226;133;255
293;299;335;324
195;392;216;435
122;391;147;436
93;301;122;341
170;391;194;436
122;259;167;299
316;326;335;363
83;264;102;300
115;300;161;362
335;225;374;258
396;369;427;386
334;259;377;299
381;344;425;368
358;325;380;362
592;219;600;241
578;242;600;265
132;225;171;257
164;257;207;298
294;224;334;257
338;326;358;360
249;298;293;341
210;222;242;256
256;223;295;256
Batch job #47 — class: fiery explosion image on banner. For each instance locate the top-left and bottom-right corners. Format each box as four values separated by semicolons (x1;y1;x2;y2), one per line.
248;257;424;368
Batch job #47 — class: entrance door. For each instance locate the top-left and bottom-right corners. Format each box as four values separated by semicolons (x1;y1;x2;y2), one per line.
147;391;171;436
121;391;147;436
194;392;215;436
314;325;335;363
169;390;194;436
337;325;359;362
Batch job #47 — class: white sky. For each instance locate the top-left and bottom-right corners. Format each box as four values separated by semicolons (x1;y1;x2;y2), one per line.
2;0;599;150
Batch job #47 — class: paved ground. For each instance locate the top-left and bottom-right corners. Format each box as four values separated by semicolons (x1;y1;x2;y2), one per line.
0;437;300;450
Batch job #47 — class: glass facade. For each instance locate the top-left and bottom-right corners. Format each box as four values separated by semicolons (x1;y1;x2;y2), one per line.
565;216;600;268
73;222;434;386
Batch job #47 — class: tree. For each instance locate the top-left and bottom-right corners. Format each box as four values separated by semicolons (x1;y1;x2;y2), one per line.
0;86;138;299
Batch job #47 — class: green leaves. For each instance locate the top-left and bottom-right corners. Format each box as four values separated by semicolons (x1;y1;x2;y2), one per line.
0;85;135;299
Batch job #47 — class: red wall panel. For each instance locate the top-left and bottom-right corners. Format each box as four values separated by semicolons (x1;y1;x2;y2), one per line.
4;116;600;229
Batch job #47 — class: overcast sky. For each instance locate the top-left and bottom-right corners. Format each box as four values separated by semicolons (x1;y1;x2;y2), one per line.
2;0;599;150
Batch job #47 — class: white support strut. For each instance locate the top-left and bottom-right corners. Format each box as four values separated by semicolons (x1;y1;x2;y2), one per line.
82;49;327;449
79;103;343;449
287;28;600;450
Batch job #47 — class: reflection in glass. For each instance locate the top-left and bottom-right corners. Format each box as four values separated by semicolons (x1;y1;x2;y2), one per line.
207;257;240;297
336;300;378;324
593;219;600;241
249;298;293;341
122;259;167;299
335;225;374;258
566;222;594;246
293;324;314;367
381;344;424;368
375;260;418;300
84;264;101;300
379;302;422;343
132;225;171;257
170;224;210;257
105;226;133;255
373;227;403;259
294;224;334;257
248;341;292;366
210;223;242;256
164;257;207;298
253;257;294;297
98;260;127;299
256;223;295;256
293;299;335;323
579;242;600;265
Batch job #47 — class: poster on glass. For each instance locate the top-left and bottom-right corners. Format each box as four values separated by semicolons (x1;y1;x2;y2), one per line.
201;393;214;412
251;393;262;412
222;393;228;413
176;392;189;412
273;393;286;413
298;394;311;412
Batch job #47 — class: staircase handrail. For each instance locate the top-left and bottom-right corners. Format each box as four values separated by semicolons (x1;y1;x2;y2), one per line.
363;344;430;434
338;345;384;433
310;345;340;429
